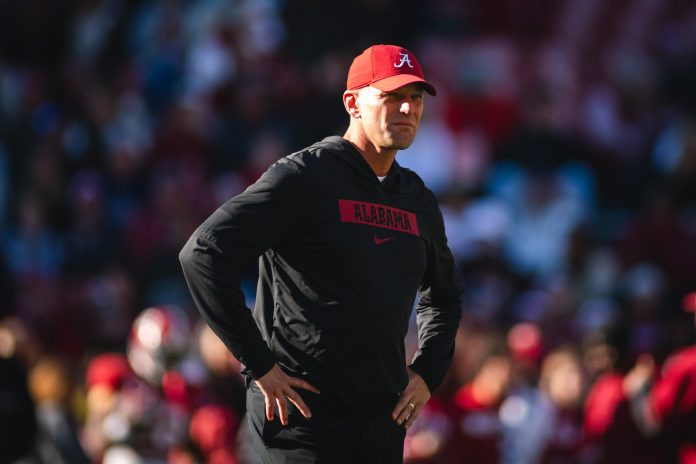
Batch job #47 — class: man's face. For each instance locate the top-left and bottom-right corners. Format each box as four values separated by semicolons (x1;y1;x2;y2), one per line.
353;83;425;151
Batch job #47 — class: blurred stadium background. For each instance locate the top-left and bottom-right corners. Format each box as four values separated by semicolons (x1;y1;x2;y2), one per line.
1;0;696;463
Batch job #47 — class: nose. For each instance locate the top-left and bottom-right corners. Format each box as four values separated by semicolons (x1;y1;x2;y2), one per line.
400;101;411;114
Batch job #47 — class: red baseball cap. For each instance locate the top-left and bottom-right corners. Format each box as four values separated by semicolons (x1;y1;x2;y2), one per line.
347;44;437;96
507;322;544;364
85;353;133;390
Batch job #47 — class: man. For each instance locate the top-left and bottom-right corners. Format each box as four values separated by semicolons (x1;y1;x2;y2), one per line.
179;44;463;463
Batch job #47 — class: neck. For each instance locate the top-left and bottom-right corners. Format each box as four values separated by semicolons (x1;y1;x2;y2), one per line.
343;127;397;177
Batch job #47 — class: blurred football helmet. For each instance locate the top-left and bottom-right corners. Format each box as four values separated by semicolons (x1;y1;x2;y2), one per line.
127;305;190;385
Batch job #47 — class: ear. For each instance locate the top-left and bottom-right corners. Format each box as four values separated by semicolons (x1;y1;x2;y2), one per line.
343;90;360;119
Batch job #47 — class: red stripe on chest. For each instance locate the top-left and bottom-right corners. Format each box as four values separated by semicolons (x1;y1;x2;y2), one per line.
338;199;419;236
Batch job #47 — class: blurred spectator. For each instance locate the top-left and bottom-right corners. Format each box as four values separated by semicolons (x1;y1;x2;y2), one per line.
27;356;90;464
583;326;666;464
80;352;136;461
189;404;240;464
536;347;591;464
195;321;246;417
623;292;696;464
442;342;511;463
403;396;452;464
499;322;548;464
0;319;38;464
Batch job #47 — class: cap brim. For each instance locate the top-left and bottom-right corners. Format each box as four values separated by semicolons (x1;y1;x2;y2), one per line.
683;293;696;313
372;74;437;96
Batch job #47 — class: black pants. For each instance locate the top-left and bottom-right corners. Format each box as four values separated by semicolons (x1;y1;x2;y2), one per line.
246;384;406;463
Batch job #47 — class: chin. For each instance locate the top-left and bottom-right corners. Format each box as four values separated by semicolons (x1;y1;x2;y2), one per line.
383;135;416;151
393;138;416;150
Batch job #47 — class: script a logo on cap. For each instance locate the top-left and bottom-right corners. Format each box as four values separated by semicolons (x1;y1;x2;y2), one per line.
394;52;414;69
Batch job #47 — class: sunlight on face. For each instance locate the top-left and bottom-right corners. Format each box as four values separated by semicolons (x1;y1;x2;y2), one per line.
548;360;585;409
354;84;425;151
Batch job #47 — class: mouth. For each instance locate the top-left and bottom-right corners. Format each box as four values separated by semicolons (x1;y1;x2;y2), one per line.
391;122;414;129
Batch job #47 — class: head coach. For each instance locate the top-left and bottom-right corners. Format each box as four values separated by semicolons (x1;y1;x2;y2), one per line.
180;44;463;463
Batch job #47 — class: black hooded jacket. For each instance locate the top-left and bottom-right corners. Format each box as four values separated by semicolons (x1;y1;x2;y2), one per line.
180;136;463;409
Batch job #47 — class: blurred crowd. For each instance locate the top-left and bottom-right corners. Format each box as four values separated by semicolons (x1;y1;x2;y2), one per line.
1;0;696;463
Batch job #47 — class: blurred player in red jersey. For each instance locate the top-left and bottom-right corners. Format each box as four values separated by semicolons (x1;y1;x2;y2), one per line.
583;327;668;464
444;347;512;463
624;292;696;464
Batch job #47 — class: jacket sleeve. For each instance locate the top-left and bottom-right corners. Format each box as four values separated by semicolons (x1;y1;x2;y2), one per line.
179;158;306;379
409;195;463;393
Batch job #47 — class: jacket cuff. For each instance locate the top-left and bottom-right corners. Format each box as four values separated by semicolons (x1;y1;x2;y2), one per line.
240;344;277;379
408;362;440;393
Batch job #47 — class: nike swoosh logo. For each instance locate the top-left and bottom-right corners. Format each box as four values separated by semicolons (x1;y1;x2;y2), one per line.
373;234;394;245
